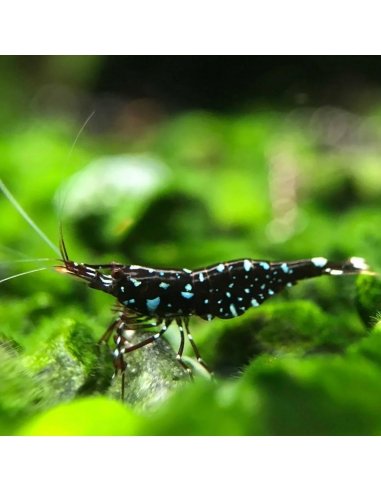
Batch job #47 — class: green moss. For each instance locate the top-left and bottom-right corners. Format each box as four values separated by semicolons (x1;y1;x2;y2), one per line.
195;300;366;377
346;328;381;367
139;379;262;436
356;274;381;328
242;354;381;435
25;322;97;405
0;345;43;435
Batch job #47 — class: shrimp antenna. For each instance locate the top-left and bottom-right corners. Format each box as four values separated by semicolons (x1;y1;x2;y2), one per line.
66;110;96;163
56;110;96;262
0;179;60;257
57;110;96;215
59;222;69;262
0;267;50;285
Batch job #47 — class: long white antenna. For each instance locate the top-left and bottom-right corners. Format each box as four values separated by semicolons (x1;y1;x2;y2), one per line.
0;267;49;284
66;110;96;163
0;179;60;257
56;110;96;237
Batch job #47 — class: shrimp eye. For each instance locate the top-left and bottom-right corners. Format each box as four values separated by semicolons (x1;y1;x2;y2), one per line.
112;268;125;279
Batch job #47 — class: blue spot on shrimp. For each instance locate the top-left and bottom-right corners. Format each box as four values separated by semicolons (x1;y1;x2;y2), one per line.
0;179;373;400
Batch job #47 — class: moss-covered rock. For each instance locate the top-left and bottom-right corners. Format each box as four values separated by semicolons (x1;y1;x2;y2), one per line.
138;378;262;436
241;354;381;435
194;300;366;377
0;345;43;435
22;315;189;410
25;318;102;405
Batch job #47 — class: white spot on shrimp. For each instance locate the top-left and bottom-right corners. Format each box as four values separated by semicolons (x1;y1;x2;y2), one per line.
159;282;170;289
251;299;259;307
120;286;125;293
204;299;209;304
229;304;238;317
311;257;328;268
184;283;192;291
243;259;252;271
238;297;243;301
259;261;270;270
207;314;213;321
226;292;231;298
350;257;368;270
146;297;161;312
228;283;234;288
327;269;343;276
216;263;225;272
268;289;274;295
101;276;113;285
123;299;135;305
244;288;250;294
181;291;194;299
199;272;205;282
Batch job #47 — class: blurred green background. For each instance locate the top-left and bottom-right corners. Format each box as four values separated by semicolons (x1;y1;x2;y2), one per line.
1;56;381;435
